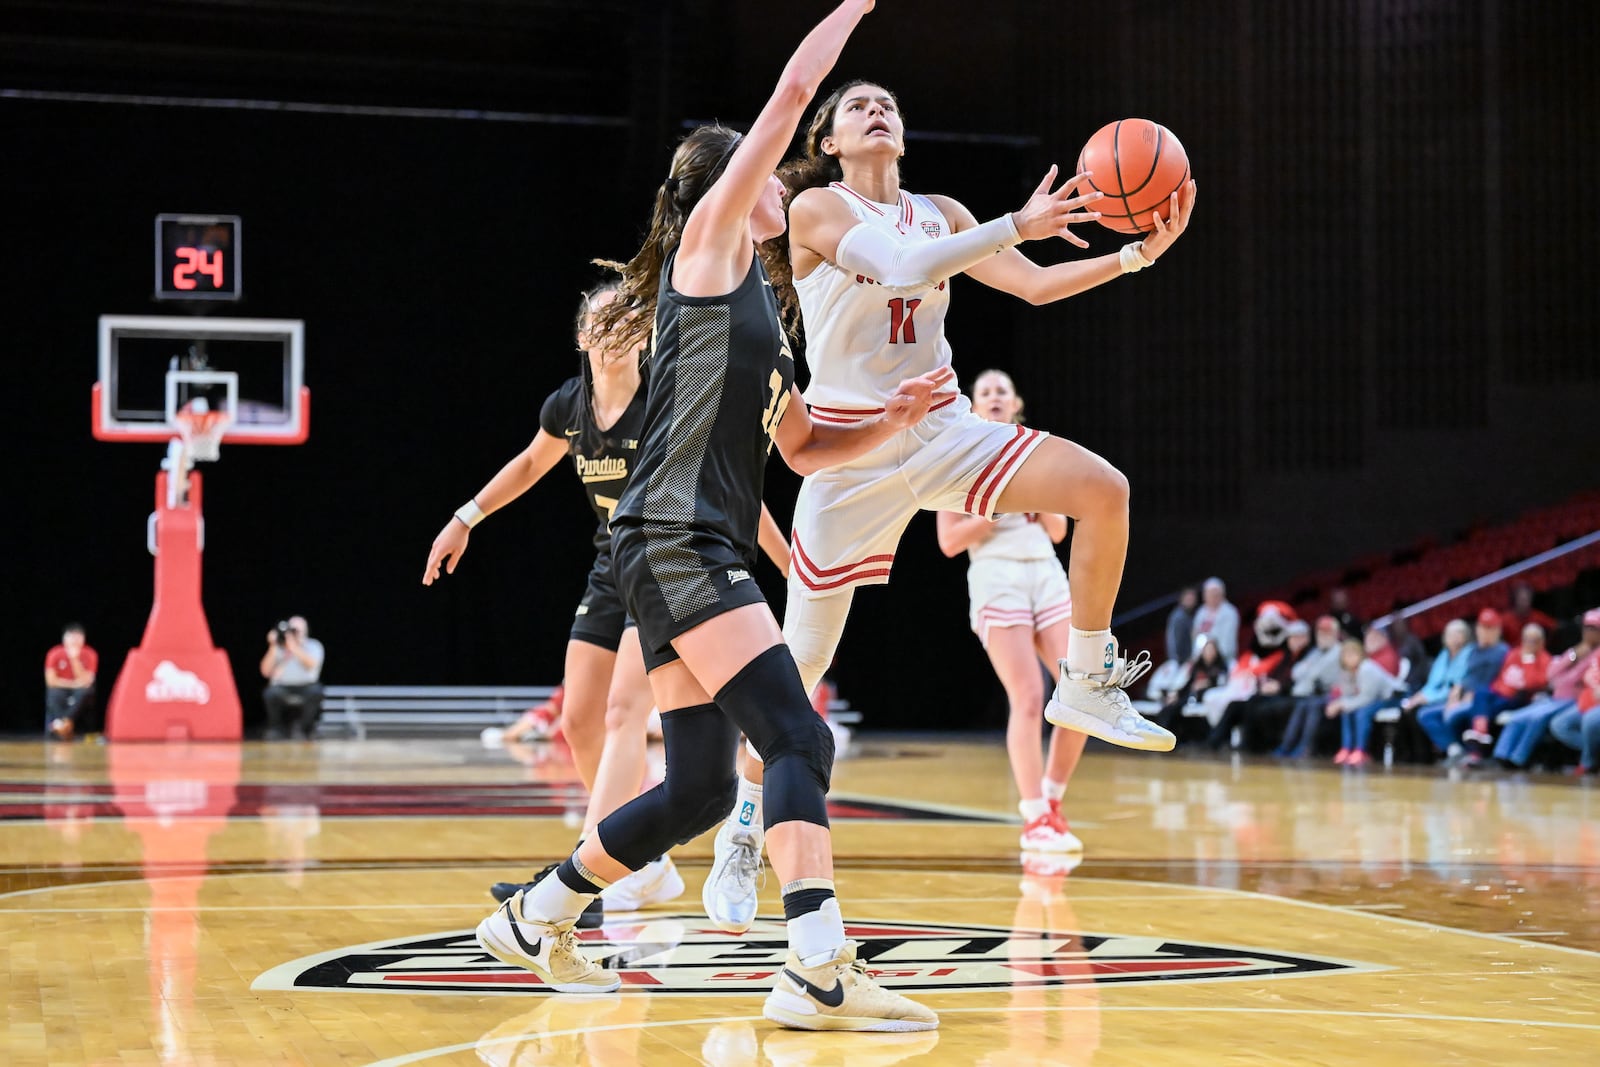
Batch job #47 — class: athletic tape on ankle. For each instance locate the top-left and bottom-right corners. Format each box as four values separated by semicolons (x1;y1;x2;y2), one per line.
781;877;836;896
569;854;611;890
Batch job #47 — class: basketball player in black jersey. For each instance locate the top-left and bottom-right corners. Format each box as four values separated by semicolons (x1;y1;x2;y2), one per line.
424;282;791;927
475;0;948;1030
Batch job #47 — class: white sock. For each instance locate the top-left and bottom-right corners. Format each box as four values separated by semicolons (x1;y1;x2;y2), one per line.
732;775;764;840
1067;627;1118;675
791;897;847;966
1041;776;1066;802
525;869;596;924
1019;797;1051;822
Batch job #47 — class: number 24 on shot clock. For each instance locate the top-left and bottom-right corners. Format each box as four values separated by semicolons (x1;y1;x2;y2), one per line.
154;213;241;300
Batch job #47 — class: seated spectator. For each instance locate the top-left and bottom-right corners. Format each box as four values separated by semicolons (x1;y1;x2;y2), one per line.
1191;578;1241;660
1331;639;1407;766
1417;608;1509;760
1386;617;1432;692
45;623;98;741
1363;626;1402;681
1207;618;1310;751
1457;623;1551;767
1272;618;1349;758
1498;581;1558;640
260;616;326;740
1550;655;1600;774
1399;619;1472;717
1493;608;1600;769
1153;637;1230;738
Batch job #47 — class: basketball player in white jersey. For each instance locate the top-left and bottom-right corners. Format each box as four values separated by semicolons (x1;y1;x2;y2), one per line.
937;370;1085;855
703;79;1196;931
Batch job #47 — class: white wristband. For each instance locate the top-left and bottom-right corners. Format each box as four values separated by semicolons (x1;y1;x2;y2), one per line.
1119;241;1154;274
454;499;486;528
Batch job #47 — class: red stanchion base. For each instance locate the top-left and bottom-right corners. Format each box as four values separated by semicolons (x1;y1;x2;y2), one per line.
105;647;243;742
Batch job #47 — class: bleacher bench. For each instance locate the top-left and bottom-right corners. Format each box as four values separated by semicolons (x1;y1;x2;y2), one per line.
319;686;557;740
317;685;861;741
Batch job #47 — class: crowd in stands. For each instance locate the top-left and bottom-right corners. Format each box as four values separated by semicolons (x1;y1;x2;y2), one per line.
1149;579;1600;775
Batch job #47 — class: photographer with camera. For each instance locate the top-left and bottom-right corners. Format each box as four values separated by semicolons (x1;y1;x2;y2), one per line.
259;615;325;740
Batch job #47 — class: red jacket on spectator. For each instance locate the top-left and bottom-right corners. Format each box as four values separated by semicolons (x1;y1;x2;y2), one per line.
1489;648;1551;699
1369;644;1401;679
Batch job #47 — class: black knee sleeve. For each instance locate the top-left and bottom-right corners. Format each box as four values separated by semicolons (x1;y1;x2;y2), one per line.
595;703;739;870
715;644;834;829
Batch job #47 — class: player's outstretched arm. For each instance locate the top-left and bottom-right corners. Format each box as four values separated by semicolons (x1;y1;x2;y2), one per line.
772;366;954;476
793;165;1104;292
946;179;1196;305
421;431;568;584
680;0;874;270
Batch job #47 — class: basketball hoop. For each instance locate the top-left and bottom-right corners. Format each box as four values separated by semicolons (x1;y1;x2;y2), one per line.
174;401;232;464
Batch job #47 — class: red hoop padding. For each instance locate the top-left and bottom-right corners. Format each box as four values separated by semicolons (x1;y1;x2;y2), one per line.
91;383;311;445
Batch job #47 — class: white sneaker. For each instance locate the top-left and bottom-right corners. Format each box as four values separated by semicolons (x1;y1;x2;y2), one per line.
703;820;763;933
764;942;939;1032
475;891;620;993
1045;650;1175;751
600;856;686;911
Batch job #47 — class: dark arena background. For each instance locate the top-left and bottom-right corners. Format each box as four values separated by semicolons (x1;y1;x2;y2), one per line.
6;5;1600;1064
5;0;1595;731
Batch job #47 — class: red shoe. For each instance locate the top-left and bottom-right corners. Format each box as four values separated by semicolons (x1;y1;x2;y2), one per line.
1347;750;1368;767
1333;748;1351;764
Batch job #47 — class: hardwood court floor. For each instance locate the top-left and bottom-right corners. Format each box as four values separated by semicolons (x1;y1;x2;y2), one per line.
3;735;1599;1065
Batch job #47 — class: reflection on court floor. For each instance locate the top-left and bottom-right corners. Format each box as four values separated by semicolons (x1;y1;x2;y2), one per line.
2;737;1598;1065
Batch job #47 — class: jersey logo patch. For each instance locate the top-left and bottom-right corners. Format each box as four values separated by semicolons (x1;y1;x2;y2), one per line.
564;428;581;437
921;220;942;238
726;568;752;586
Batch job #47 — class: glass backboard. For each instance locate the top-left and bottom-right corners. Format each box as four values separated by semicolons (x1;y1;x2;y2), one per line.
92;316;308;445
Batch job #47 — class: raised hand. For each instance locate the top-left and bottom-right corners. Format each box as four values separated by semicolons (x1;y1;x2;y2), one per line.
423;521;471;585
1141;179;1197;261
883;366;957;430
1010;166;1104;249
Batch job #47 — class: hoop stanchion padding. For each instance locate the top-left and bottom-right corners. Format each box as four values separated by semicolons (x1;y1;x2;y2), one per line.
105;471;242;741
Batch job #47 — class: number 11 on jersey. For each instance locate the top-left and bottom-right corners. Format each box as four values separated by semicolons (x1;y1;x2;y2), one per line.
888;297;922;344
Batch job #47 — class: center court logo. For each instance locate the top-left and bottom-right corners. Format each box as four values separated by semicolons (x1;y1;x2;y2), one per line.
251;917;1380;996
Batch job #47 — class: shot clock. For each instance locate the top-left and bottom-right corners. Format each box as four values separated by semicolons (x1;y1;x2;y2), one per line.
154;213;241;300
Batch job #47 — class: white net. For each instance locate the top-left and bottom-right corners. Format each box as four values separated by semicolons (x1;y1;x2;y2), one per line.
174;400;231;464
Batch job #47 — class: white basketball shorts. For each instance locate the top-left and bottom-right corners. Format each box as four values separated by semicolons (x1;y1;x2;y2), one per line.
789;395;1047;596
966;557;1073;648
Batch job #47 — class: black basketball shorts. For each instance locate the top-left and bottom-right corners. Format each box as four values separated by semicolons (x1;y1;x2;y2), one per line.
610;522;769;672
568;550;635;652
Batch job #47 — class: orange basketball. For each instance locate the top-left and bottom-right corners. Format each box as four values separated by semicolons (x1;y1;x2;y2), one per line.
1075;119;1190;235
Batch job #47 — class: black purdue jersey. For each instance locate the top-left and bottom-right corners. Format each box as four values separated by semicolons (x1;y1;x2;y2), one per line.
538;373;648;553
612;250;793;555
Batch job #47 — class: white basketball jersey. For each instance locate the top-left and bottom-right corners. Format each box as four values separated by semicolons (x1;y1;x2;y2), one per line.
968;512;1058;562
795;183;956;419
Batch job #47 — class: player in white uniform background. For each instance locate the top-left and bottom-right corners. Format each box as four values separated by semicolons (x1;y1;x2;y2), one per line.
937;370;1084;855
702;79;1197;930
